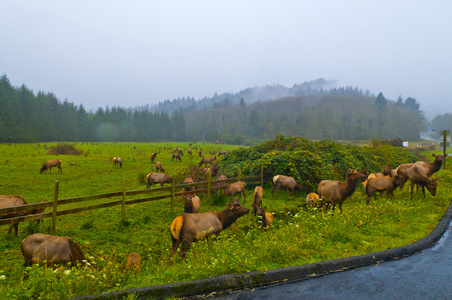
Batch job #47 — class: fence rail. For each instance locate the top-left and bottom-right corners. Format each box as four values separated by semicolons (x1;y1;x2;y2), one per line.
0;168;263;234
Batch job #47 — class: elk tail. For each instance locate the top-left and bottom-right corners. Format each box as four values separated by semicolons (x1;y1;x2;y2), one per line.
170;216;183;242
362;179;368;189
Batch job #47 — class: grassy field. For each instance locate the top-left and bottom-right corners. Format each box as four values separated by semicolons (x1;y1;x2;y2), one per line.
0;142;450;299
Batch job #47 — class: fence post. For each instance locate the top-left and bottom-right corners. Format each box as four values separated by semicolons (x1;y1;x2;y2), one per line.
171;178;175;211
122;178;126;221
261;164;264;187
52;180;59;234
207;170;211;202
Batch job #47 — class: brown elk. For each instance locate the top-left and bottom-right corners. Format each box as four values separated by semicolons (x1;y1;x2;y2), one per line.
257;206;273;228
146;173;172;188
0;195;44;237
252;186;263;216
40;159;62;174
174;148;184;156
150;153;157;162
21;233;85;267
223;181;246;203
365;174;403;205
187;149;193;157
198;149;202;158
317;169;367;213
156;161;165;173
199;156;216;168
397;154;446;190
272;175;302;200
211;175;228;194
183;177;195;192
218;150;227;156
113;157;122;168
306;192;323;208
184;194;201;213
172;153;182;162
125;253;141;272
170;199;249;259
407;162;439;199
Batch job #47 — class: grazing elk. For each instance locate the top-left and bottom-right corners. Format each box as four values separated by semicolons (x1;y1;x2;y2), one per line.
172;153;182;162
146;173;172;188
170;200;249;259
40;159;62;174
21;233;85;267
113;157;122;168
150;153;157;162
156;161;165;173
257;206;273;228
199;156;216;168
218;150;227;156
0;195;44;237
223;181;247;203
272;175;302;200
187;149;193;157
174;148;184;156
397;154;446;190
365;174;403;205
252;186;263;216
407;161;439;199
317;169;367;213
184;194;201;213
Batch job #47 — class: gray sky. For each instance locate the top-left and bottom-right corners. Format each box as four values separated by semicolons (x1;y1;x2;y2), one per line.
1;1;451;120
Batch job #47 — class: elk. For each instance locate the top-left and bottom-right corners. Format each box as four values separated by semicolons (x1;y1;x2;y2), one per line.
150;153;157;162
184;194;201;213
199;156;216;168
212;175;228;194
21;233;85;267
156;161;165;173
172;153;182;162
272;175;302;200
146;173;172;188
397;154;446;190
223;181;247;203
0;195;44;237
198;149;202;158
40;159;62;174
113;157;122;168
218;150;227;156
187;149;193;157
365;174;403;205
183;177;195;192
170;200;249;259
306;192;323;208
407;162;439;199
257;206;273;228
317;169;367;213
252;186;263;216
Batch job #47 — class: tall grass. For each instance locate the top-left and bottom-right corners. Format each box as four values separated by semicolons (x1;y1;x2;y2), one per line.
0;142;450;299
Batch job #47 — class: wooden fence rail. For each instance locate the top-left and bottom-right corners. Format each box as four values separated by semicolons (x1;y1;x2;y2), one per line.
1;169;263;234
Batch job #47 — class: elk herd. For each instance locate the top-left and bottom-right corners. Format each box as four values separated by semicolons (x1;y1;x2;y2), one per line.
0;147;447;268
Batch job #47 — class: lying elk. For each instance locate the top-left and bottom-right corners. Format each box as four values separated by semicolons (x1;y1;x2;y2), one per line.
113;157;122;168
170;200;249;259
40;159;62;174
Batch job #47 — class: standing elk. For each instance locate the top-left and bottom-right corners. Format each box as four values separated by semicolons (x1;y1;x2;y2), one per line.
198;149;202;158
365;174;403;205
317;169;367;213
199;156;216;168
0;195;44;237
223;181;246;203
156;161;165;173
21;233;85;267
40;159;62;174
146;173;172;188
170;200;249;259
252;186;263;216
407;161;439;199
172;153;182;162
150;153;157;162
272;175;302;200
113;157;122;168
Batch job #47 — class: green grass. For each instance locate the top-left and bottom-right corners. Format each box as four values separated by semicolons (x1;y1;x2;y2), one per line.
0;142;450;299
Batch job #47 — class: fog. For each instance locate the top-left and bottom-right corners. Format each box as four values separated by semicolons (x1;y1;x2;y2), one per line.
1;1;451;120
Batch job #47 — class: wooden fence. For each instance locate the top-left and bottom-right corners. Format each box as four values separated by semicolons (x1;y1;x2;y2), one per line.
0;166;264;234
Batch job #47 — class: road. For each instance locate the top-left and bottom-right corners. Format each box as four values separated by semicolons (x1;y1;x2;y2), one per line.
196;220;452;300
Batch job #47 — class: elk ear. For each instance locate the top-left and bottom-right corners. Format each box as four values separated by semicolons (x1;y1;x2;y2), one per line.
432;153;436;157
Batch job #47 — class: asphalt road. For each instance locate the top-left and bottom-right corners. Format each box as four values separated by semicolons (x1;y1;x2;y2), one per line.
196;220;452;300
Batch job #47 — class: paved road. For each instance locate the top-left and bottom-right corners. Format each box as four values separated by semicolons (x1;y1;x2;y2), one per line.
197;220;452;300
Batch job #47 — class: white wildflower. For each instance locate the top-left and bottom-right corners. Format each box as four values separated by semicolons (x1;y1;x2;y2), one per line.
0;275;6;280
64;270;71;276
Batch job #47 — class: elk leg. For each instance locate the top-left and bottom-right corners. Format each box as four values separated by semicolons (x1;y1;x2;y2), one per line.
422;186;426;198
179;241;192;260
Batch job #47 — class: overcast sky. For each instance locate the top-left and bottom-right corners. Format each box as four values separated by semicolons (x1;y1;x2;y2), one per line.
1;1;451;120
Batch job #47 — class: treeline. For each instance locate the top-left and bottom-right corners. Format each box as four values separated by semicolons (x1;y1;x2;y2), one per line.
185;93;426;143
0;74;426;143
0;75;185;142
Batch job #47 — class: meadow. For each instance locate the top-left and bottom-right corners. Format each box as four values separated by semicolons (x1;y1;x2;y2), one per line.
0;141;450;299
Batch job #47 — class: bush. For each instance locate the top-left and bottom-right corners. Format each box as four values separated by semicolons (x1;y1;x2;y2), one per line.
47;143;84;156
